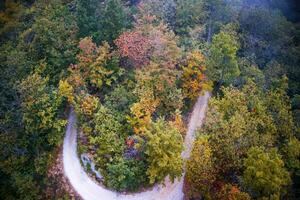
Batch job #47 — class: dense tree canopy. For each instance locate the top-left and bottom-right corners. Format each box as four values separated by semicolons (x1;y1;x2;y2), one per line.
0;0;299;199
207;25;240;86
243;147;291;199
185;81;300;199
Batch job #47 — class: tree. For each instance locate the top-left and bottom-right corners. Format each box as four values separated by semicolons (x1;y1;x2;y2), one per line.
78;94;99;118
181;50;212;101
75;0;99;40
142;0;176;28
115;30;152;67
263;61;286;88
128;64;183;134
175;0;207;36
242;147;291;199
22;1;78;83
0;1;77;198
144;119;183;184
65;37;123;94
89;106;125;170
106;157;148;191
213;184;251;200
16;65;67;198
0;0;27;43
207;26;240;86
198;81;284;181
58;79;75;104
19;66;67;150
234;58;265;88
205;0;239;43
184;135;216;199
265;77;296;144
75;0;131;44
239;7;294;68
128;95;159;135
175;0;237;43
115;7;181;68
169;110;186;136
99;0;131;44
281;137;300;175
104;84;138;118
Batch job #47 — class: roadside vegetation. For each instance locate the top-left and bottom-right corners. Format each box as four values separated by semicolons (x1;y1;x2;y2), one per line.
0;0;299;199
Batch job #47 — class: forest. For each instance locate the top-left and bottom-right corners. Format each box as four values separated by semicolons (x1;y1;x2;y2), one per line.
0;0;299;199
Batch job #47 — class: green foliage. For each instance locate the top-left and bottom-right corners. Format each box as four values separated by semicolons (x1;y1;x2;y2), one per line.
0;0;26;42
1;0;300;197
175;0;207;36
89;106;125;170
127;65;184;135
22;1;78;83
104;84;137;115
281;138;300;175
265;77;296;143
19;66;67;150
11;172;40;200
235;58;265;88
106;158;148;191
239;7;294;68
175;0;236;46
75;0;100;41
0;1;77;198
3;64;67;199
201;83;276;176
291;95;300;127
186;81;298;199
75;0;131;44
99;0;131;44
207;26;240;86
76;37;115;89
135;66;183;116
243;147;291;199
144;118;183;184
60;37;124;103
142;0;176;28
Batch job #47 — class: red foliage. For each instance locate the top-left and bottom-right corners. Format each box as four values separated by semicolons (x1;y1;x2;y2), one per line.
125;137;135;148
115;6;181;68
115;31;152;67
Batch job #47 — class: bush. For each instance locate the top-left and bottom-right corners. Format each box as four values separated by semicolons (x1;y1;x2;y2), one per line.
106;157;148;191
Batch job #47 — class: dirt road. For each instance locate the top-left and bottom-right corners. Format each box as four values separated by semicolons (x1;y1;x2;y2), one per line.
63;92;210;200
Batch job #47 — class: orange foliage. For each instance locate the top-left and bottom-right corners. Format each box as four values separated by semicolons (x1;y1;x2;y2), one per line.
181;51;212;101
169;110;186;136
75;37;114;89
115;6;181;68
79;94;99;117
128;95;160;135
211;182;251;200
115;31;152;67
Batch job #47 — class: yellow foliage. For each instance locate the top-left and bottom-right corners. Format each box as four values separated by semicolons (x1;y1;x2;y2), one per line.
80;94;99;117
89;42;114;88
169;110;186;136
58;79;74;104
185;136;216;199
128;94;159;135
181;51;212;101
67;66;85;88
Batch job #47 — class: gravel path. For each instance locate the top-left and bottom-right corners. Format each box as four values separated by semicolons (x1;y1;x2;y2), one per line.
63;92;210;200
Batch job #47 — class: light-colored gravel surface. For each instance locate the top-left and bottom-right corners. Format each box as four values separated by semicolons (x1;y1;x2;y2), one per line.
63;92;210;200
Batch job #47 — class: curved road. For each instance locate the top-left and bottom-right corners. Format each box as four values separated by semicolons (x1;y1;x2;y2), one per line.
63;92;210;200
